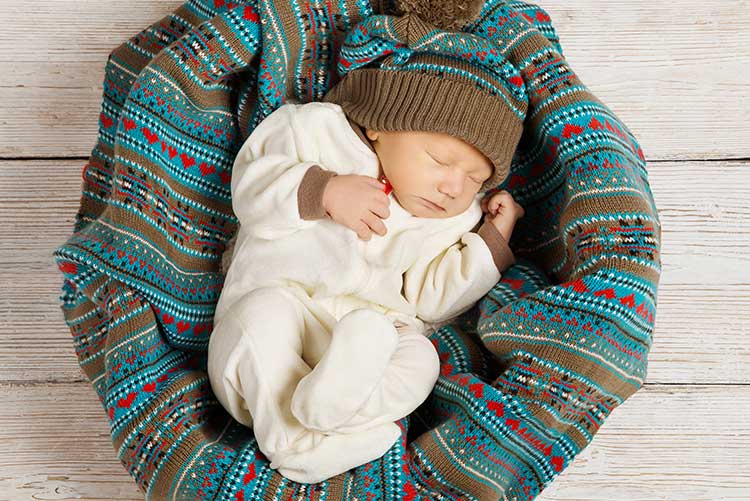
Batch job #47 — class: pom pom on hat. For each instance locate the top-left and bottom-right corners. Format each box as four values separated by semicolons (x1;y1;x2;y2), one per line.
391;0;485;31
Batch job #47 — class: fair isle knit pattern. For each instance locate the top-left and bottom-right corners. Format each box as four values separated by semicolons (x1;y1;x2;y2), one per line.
53;0;661;499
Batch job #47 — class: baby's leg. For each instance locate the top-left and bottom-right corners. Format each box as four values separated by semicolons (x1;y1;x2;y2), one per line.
208;287;401;483
208;286;316;454
291;310;440;434
330;324;441;434
290;308;401;433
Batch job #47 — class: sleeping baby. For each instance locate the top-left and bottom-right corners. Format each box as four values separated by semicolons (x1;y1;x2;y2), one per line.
207;13;529;485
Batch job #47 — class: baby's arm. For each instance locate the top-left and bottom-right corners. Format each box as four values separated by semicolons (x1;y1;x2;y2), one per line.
403;191;524;324
231;104;334;239
402;221;515;324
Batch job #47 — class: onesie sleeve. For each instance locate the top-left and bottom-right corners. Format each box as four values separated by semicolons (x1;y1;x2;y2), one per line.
230;104;335;240
402;224;516;324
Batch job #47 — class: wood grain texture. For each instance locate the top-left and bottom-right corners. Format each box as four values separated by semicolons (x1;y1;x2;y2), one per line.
1;0;749;159
1;0;748;499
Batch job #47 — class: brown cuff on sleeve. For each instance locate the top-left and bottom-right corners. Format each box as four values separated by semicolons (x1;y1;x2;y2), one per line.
297;164;338;220
477;220;517;272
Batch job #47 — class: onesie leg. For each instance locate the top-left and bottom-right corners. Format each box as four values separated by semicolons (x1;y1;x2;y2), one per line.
272;421;402;484
331;328;441;434
290;308;400;433
208;287;313;457
208;288;401;483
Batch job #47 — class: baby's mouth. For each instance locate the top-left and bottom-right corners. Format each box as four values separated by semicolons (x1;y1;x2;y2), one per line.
419;197;446;212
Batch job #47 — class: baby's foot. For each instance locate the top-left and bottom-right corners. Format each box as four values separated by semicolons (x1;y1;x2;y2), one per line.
290;308;399;433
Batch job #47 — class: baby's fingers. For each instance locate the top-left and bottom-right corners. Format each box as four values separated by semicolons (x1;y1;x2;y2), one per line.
362;211;387;237
489;198;501;215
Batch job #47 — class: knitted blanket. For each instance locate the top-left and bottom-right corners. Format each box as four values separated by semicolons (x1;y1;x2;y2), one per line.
53;0;661;498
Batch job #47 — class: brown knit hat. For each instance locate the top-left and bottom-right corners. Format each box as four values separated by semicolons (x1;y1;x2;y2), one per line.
322;13;529;193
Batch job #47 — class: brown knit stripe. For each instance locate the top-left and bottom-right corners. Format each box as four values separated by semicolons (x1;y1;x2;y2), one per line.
62;306;106;383
413;427;510;498
274;0;313;103
525;86;597;134
151;413;238;500
109;37;163;82
567;253;661;286
81;143;116;219
76;197;108;226
504;29;553;68
325;471;348;499
94;204;221;273
112;370;208;450
513;232;657;287
390;11;425;43
213;12;263;65
555;194;661;281
454;323;491;375
64;302;102;338
559;191;659;237
481;331;645;399
510;192;658;276
104;300;158;361
148;44;237;111
526;402;591;450
63;275;107;321
513;239;567;284
149;428;211;499
266;469;289;498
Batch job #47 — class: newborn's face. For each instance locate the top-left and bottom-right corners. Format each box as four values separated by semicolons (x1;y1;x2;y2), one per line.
365;128;493;218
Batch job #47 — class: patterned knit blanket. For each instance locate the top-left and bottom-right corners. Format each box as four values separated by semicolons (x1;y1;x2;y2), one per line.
53;0;661;498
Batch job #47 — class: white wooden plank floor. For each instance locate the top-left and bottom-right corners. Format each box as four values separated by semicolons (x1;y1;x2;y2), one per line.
1;1;748;499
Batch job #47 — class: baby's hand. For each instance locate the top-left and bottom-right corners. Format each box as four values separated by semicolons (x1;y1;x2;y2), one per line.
481;190;525;242
322;174;391;241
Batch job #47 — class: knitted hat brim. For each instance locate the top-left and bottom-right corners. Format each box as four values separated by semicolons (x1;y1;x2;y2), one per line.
323;68;524;192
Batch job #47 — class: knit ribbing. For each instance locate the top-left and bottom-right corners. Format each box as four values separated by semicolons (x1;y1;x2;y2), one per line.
323;68;524;190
